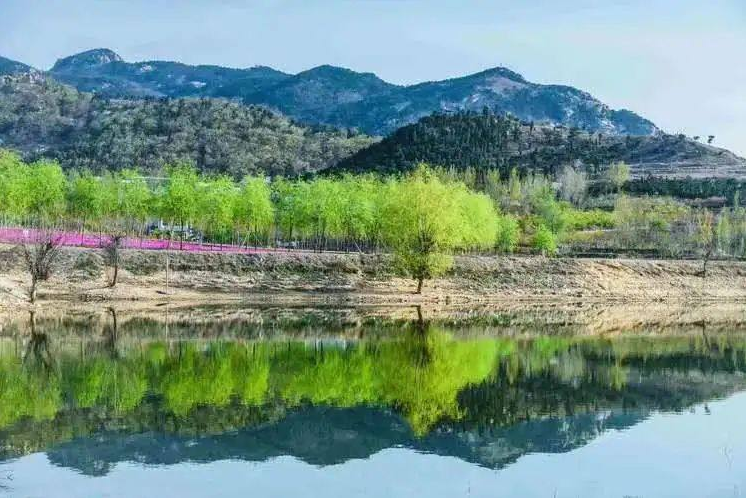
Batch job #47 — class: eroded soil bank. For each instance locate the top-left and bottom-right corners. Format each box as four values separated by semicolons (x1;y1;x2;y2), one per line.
1;244;745;311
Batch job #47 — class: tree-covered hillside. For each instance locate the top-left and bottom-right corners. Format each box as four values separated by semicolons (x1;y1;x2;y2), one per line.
0;55;33;76
333;111;744;177
0;74;374;176
41;48;657;136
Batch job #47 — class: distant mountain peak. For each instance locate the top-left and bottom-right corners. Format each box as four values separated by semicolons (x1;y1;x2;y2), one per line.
0;55;35;76
51;48;123;72
470;66;527;82
295;64;392;85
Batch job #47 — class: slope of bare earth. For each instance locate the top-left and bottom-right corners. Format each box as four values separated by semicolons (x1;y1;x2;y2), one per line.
1;244;746;313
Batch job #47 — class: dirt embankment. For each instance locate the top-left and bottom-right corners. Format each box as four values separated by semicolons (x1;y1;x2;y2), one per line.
0;244;745;310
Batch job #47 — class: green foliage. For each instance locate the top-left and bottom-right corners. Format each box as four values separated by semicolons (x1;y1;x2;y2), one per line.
4;324;746;449
379;165;498;291
565;209;615;230
376;330;500;435
531;195;569;235
196;176;238;239
66;171;103;225
626;176;746;205
160;163;199;227
495;215;520;253
532;225;558;256
63;356;148;414
0;353;61;428
8;146;738;261
234;177;274;239
614;195;689;231
0;154;66;222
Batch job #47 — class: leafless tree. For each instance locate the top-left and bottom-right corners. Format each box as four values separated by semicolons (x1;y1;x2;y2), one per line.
20;231;61;303
557;164;588;206
103;232;125;287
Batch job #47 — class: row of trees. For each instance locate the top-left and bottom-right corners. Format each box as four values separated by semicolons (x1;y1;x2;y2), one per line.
0;151;506;292
2;148;740;294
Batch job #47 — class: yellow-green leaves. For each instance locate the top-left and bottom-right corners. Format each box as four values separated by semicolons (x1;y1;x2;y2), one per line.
379;165;499;291
234;176;274;238
160;163;199;227
0;154;66;222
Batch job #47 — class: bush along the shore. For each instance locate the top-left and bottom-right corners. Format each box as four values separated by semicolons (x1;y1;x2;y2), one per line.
0;148;742;293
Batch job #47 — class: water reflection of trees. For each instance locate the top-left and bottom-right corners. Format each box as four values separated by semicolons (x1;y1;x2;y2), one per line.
2;317;746;463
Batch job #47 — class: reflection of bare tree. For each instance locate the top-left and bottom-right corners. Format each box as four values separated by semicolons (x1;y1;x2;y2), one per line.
409;305;430;365
416;305;425;332
700;320;712;351
23;311;53;371
103;307;119;359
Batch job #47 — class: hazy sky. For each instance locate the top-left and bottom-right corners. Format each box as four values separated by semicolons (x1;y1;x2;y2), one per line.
2;0;745;155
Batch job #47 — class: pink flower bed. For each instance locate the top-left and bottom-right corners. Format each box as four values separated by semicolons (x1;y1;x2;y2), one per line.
0;227;284;255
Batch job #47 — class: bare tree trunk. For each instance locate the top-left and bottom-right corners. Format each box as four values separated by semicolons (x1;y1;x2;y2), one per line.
416;277;424;294
29;276;37;304
111;262;119;287
104;234;123;287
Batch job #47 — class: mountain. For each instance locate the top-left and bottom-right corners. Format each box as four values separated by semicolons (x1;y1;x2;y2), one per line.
332;111;745;178
43;49;657;136
306;66;658;137
0;55;34;76
0;74;374;176
221;65;399;125
3;49;742;179
49;48;290;99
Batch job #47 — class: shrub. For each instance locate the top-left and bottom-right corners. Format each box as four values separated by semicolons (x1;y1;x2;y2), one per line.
566;209;615;230
495;215;520;253
533;225;557;256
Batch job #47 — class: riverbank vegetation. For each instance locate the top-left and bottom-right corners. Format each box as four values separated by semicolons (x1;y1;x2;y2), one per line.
2;148;745;292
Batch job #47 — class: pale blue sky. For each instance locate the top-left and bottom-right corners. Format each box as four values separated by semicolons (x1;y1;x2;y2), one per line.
1;0;745;154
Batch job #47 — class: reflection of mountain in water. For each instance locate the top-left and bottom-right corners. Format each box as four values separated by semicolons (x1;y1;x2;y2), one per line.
33;362;746;476
45;406;647;476
2;316;746;476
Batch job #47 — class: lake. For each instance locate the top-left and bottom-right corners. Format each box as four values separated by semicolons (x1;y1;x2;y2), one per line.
0;305;745;497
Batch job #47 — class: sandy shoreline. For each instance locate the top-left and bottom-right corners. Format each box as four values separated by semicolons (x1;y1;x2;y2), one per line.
1;243;746;314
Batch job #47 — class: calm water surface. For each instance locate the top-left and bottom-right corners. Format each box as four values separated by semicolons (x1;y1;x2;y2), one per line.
1;308;745;497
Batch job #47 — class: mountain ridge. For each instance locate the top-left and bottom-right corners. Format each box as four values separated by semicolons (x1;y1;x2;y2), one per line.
30;48;659;137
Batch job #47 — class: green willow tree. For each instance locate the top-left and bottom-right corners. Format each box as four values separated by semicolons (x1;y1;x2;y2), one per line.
0;155;66;224
66;171;103;232
234;176;274;245
160;164;199;248
196;176;238;242
380;165;497;293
